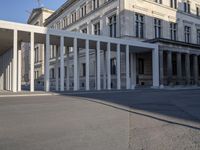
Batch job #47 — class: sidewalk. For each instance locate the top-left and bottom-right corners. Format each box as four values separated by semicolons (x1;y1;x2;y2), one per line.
1;86;200;97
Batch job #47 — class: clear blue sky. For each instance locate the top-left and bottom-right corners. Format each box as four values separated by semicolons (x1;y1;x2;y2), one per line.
0;0;67;23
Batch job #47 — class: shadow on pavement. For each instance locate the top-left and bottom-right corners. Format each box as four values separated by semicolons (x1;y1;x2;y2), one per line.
58;89;200;131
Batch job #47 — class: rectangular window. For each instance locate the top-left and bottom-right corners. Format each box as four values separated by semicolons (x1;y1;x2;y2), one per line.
154;18;162;38
63;17;68;28
170;22;177;41
80;4;87;18
135;13;144;38
138;58;144;75
111;58;116;75
172;59;177;76
93;0;99;10
184;26;191;43
155;0;162;4
58;67;60;79
64;66;67;78
197;7;200;16
51;68;55;79
197;29;200;44
184;1;190;13
94;22;100;35
82;63;86;77
108;15;117;37
34;47;39;63
170;0;177;9
81;28;87;34
71;12;76;23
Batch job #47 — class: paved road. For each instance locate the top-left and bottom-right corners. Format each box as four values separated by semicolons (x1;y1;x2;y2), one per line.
0;89;200;150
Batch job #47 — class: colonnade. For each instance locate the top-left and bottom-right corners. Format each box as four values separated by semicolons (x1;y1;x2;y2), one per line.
0;22;159;92
45;37;159;92
160;50;200;86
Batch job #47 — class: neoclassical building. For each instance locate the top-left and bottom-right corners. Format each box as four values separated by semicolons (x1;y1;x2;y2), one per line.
36;0;200;90
22;7;54;86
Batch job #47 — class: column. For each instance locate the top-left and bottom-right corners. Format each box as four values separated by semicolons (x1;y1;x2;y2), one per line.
152;47;160;87
9;59;12;91
107;42;111;90
176;52;182;84
185;53;190;85
18;47;22;92
5;53;8;90
10;52;12;91
130;53;136;89
66;47;70;91
117;44;121;90
30;32;34;92
45;34;50;92
60;36;64;91
85;39;90;91
167;51;172;85
159;50;164;87
73;38;78;91
193;55;198;85
0;56;2;90
7;56;10;90
3;54;6;90
12;30;18;92
55;46;59;91
77;48;80;89
103;50;107;90
96;41;101;90
126;45;130;89
94;50;97;89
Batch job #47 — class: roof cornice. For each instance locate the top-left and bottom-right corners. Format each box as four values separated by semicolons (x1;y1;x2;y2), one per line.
44;0;78;26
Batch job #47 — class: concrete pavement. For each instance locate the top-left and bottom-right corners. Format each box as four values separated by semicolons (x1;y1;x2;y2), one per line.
0;89;200;150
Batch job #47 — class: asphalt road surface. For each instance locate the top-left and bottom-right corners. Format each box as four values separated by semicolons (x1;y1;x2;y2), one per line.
0;89;200;150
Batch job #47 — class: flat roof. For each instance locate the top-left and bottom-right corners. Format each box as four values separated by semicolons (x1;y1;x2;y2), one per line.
0;20;157;55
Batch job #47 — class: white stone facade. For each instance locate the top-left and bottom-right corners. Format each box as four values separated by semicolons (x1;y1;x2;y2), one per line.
42;0;200;87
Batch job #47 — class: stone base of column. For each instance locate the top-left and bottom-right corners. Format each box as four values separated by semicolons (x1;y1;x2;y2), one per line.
160;84;164;89
151;85;160;89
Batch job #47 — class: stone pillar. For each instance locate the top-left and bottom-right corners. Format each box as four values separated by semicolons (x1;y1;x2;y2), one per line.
12;30;18;92
107;42;111;90
152;47;160;87
117;44;121;90
193;55;199;85
126;45;130;89
9;58;12;91
30;32;34;92
18;47;22;92
0;55;3;90
94;50;97;89
85;39;90;91
60;36;64;91
7;58;10;91
176;52;182;85
77;47;80;90
45;34;50;92
167;51;172;85
66;47;70;91
96;41;101;90
103;50;107;90
159;50;164;87
73;38;78;91
130;53;136;89
55;46;59;91
185;53;191;85
5;53;8;90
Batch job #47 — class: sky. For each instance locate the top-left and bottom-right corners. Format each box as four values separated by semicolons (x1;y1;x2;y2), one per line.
0;0;67;23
